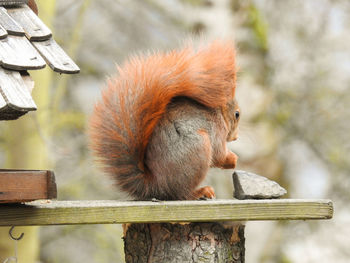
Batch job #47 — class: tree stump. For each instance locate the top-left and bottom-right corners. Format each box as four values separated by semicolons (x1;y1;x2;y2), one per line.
123;222;245;263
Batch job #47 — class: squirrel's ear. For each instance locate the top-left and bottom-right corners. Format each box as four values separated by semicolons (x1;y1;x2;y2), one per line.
28;0;38;15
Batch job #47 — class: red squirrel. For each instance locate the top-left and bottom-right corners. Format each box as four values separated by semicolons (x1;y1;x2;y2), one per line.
89;40;240;200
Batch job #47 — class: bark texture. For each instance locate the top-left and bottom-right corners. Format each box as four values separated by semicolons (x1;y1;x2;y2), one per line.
124;222;245;263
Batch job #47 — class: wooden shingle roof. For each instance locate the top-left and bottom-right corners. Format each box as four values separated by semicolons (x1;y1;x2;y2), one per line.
0;0;79;120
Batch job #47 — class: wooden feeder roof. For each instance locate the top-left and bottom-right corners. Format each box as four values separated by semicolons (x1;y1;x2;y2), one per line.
0;0;80;120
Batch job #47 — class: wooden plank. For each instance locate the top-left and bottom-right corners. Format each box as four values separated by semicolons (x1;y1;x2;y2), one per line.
0;69;34;120
0;102;29;120
0;7;25;36
20;70;34;93
0;0;28;5
0;24;7;39
0;170;57;203
33;38;80;74
7;4;52;41
0;67;36;110
0;35;46;70
0;199;333;226
0;109;28;120
0;93;6;110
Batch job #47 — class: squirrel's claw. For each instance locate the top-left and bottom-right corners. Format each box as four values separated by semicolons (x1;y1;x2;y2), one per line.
193;186;216;200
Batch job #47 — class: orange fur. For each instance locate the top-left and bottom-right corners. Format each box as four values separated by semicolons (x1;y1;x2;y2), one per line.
89;40;238;200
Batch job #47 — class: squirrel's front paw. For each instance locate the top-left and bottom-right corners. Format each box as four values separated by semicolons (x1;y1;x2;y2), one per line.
193;186;216;199
221;151;238;169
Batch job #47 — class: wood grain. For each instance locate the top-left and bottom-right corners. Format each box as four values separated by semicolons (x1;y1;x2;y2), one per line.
0;35;46;70
0;24;7;39
0;170;57;203
0;106;28;120
0;0;28;5
0;67;36;110
20;70;34;93
33;38;80;74
0;91;6;108
0;199;333;226
0;7;25;36
7;4;52;40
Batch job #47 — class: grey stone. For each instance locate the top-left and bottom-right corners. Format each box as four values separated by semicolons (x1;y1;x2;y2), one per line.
233;170;287;200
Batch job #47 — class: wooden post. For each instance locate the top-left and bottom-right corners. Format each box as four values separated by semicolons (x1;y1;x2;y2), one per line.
123;170;288;263
124;222;245;263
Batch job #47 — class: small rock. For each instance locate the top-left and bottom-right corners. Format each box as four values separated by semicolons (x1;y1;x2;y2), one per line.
232;170;287;200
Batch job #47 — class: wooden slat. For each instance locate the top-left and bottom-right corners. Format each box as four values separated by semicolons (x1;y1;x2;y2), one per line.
0;199;333;226
0;7;25;36
0;101;29;120
0;70;34;120
33;38;80;74
0;35;46;70
0;24;7;39
0;170;57;203
0;67;36;110
7;4;52;41
0;91;6;108
0;0;28;5
0;109;28;120
20;70;34;93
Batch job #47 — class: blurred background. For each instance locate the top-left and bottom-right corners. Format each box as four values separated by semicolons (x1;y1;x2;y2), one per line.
0;0;349;262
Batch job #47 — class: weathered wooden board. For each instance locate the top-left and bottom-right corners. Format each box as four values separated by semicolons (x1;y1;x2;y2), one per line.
0;0;28;5
0;170;57;203
0;24;7;39
0;7;25;36
7;4;52;40
20;70;34;93
0;67;36;110
0;199;333;226
0;35;46;70
0;108;28;120
33;38;80;74
0;91;6;108
0;68;36;120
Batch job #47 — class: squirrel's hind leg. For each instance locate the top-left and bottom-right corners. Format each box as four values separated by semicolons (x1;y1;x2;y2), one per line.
192;186;216;199
190;129;216;200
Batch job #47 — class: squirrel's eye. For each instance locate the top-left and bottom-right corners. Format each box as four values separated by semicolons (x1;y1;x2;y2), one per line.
235;111;240;120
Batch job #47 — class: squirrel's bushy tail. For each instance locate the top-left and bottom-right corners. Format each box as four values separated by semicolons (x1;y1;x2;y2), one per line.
89;40;237;199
